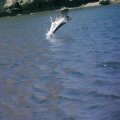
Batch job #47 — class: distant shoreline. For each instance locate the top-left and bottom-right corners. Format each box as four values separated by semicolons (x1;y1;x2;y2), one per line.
0;2;119;18
23;2;101;16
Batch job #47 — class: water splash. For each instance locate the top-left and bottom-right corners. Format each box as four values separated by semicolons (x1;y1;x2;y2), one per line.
46;30;55;39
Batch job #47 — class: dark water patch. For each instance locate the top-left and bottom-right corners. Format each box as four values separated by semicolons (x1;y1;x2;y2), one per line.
96;62;120;75
86;91;120;100
66;70;85;78
97;62;120;69
93;79;120;87
112;44;120;51
62;88;83;97
92;79;108;86
0;63;9;67
58;95;83;102
85;104;101;110
112;36;120;40
110;111;120;120
30;94;50;105
105;70;120;74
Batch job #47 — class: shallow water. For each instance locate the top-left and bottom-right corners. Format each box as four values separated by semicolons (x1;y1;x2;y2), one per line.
0;4;120;120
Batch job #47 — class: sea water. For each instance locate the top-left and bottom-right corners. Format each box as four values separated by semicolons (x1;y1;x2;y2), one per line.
0;4;120;120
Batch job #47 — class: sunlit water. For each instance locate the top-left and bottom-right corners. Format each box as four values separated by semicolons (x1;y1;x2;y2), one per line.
0;4;120;120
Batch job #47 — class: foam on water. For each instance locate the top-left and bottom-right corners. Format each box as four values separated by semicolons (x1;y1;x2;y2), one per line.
46;30;53;39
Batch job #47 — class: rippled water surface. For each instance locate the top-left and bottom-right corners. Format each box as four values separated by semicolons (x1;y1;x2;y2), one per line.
0;4;120;120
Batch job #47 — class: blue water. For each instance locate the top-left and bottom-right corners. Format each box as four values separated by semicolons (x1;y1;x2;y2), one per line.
0;4;120;120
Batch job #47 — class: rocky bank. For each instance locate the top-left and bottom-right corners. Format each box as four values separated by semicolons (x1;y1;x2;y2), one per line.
99;0;120;5
0;0;119;17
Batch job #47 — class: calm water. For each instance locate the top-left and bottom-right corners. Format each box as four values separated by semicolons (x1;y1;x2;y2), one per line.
0;4;120;120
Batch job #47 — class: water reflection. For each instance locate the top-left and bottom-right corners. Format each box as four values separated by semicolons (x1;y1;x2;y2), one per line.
46;35;73;51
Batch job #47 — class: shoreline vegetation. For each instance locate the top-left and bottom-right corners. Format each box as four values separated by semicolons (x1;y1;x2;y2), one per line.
0;1;119;18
